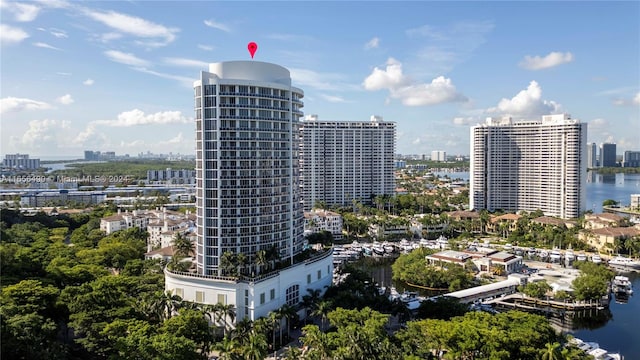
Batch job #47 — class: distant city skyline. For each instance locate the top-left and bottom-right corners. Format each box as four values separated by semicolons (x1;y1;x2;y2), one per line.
1;1;639;157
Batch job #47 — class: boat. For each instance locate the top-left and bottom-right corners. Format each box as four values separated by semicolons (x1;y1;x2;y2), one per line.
612;275;633;295
570;338;621;360
372;243;385;256
383;242;396;254
549;250;562;262
591;255;602;264
565;249;575;262
608;255;640;270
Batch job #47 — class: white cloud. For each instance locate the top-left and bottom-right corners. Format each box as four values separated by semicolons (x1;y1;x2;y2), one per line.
132;67;194;88
98;32;123;43
198;44;214;51
319;94;348;103
0;24;29;45
163;57;209;68
395;77;467;106
38;27;68;38
203;19;230;32
588;118;609;129
612;92;640;106
0;1;41;22
519;51;574;70
363;58;409;91
452;117;477;126
94;109;191;127
488;81;563;118
0;96;51;114
406;20;494;76
364;37;379;50
49;28;68;38
11;119;70;149
265;33;312;42
104;50;150;67
363;58;467;106
33;42;61;50
83;78;94;86
57;94;74;105
83;9;179;45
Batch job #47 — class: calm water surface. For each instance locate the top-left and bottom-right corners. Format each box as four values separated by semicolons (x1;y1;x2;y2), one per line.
366;172;640;357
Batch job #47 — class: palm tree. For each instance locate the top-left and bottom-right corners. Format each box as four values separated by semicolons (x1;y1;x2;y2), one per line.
221;304;236;335
278;304;298;340
232;317;254;343
242;331;268;360
283;346;302;360
539;342;562;360
312;299;333;331
301;325;332;360
214;336;241;360
236;252;247;277
220;251;236;276
172;232;194;257
479;209;490;234
159;290;183;320
267;311;281;352
302;288;321;323
255;250;268;275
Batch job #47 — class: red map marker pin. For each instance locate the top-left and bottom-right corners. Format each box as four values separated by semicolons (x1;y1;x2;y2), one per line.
247;42;258;59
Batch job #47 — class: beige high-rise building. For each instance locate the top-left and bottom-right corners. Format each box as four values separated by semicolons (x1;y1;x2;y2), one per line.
470;114;587;219
300;115;396;211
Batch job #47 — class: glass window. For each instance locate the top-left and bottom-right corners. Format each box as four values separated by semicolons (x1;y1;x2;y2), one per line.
260;293;265;304
196;291;205;303
285;285;299;306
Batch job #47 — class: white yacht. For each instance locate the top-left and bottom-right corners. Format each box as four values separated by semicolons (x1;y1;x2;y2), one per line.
591;254;602;264
608;255;640;270
612;275;633;295
565;249;575;262
549;250;562;262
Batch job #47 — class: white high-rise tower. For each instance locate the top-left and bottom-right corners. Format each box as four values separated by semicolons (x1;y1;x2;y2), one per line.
165;61;333;321
470;114;587;219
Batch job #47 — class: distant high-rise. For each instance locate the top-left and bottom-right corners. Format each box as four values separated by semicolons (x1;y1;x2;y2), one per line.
586;142;597;168
623;150;640;167
165;61;333;322
470;114;586;219
2;154;40;169
431;150;447;162
600;143;617;167
300;115;396;210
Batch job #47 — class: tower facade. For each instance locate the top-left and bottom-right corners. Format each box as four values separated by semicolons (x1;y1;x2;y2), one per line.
586;142;597;168
300;115;396;211
193;61;305;276
470;114;587;219
165;61;333;322
600;143;617;167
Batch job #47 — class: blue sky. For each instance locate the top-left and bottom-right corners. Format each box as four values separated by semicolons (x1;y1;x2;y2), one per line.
1;1;639;159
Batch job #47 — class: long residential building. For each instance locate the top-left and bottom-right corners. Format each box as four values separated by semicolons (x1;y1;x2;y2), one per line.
470;114;586;219
165;60;333;322
300;115;396;211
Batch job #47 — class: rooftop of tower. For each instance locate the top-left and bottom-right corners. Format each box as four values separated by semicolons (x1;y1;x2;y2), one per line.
204;60;293;85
